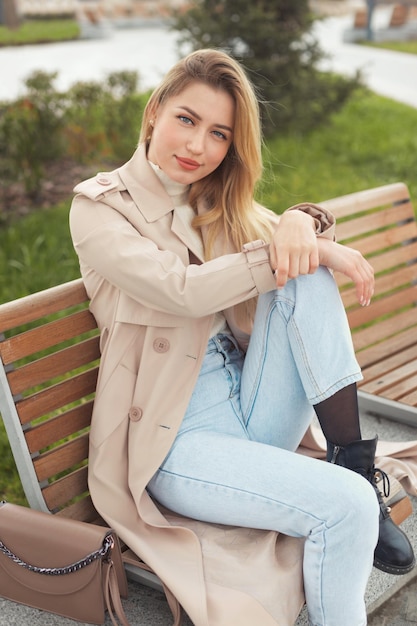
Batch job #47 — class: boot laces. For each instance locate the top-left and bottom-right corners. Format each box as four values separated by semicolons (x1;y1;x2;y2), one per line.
372;466;390;498
370;466;392;517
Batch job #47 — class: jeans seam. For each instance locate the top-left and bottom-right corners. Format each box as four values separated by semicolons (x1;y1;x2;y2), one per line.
243;297;277;426
154;468;326;524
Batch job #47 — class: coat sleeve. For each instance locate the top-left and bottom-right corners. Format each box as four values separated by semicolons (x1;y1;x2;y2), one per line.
70;195;276;318
286;202;336;240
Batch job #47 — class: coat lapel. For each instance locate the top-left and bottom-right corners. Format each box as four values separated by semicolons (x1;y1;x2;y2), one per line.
118;145;205;264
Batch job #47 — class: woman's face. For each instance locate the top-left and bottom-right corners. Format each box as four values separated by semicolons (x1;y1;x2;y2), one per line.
147;81;235;185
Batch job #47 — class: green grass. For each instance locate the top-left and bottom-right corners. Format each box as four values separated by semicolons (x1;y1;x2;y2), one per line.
0;201;81;304
258;88;417;211
0;200;81;504
0;19;80;46
361;39;417;55
1;88;417;505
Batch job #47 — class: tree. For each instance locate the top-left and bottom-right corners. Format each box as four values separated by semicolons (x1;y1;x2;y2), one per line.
171;0;360;136
0;0;20;28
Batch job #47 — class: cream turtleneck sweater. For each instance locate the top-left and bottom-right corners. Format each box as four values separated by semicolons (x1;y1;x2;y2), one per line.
149;162;228;338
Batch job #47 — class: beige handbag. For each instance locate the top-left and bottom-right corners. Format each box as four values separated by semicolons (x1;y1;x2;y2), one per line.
0;501;130;625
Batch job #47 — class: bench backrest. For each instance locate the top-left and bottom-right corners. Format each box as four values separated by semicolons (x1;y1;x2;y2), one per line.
0;279;100;519
322;182;417;422
0;182;416;516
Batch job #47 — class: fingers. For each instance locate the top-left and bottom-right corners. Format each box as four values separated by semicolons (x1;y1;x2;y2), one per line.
355;261;374;307
272;239;375;307
270;210;320;288
317;239;375;307
342;248;374;307
273;249;319;288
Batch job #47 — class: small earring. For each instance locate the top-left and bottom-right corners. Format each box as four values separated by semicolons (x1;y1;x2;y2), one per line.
147;120;154;142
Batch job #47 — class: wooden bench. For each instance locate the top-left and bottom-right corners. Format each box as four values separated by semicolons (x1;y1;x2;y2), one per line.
0;181;416;609
322;182;417;427
0;280;164;592
353;8;368;29
389;3;410;28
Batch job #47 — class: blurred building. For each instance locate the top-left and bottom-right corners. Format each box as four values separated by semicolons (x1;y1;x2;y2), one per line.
18;0;188;20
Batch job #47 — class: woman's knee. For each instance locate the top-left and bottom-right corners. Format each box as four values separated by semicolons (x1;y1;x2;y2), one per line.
330;466;379;540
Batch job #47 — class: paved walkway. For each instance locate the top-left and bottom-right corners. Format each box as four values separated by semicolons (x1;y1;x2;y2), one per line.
0;26;179;100
313;10;417;110
368;575;417;626
2;9;417;108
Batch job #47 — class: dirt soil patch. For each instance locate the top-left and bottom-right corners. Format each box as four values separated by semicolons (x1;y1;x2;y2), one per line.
1;158;118;220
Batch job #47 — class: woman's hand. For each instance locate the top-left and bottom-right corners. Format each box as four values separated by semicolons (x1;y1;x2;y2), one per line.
270;210;319;288
317;238;375;306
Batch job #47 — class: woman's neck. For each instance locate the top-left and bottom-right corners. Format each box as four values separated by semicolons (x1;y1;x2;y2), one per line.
148;161;189;207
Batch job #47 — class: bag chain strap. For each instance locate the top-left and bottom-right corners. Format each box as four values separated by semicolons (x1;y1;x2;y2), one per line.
0;534;114;576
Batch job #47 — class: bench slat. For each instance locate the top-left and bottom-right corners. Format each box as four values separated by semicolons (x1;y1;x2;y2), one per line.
381;373;417;403
352;221;417;258
361;343;417;382
55;495;101;523
0;278;87;331
347;285;417;331
353;308;417;355
361;358;417;394
336;240;417;290
0;309;97;365
7;335;100;396
336;202;415;241
25;401;95;453
321;181;410;218
356;326;417;370
16;368;98;425
33;433;89;483
341;265;417;312
42;465;89;511
340;266;417;311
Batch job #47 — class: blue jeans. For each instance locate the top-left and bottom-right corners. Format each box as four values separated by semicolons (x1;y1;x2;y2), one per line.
148;267;379;626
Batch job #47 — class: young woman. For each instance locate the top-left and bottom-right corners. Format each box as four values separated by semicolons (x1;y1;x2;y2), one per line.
70;49;414;626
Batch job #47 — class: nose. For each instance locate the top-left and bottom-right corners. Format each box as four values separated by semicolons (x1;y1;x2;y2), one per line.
186;129;205;155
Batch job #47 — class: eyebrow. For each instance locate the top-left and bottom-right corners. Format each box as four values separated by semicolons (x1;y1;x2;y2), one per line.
179;105;233;133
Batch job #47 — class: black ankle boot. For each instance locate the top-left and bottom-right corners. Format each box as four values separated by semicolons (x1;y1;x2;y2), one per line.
327;436;415;575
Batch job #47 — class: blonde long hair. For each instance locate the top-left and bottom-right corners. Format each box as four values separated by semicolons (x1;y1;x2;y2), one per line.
139;49;271;332
140;49;273;325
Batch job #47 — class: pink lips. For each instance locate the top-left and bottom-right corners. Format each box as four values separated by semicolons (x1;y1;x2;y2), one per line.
176;156;200;171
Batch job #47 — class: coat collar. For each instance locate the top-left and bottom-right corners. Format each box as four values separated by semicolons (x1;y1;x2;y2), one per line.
118;144;175;223
118;144;205;263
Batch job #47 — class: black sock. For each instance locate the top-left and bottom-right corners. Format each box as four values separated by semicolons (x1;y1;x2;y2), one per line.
313;383;362;446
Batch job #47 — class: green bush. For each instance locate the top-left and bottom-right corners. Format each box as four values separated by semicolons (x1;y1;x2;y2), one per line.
102;73;150;163
0;71;66;201
64;80;110;162
0;70;148;212
64;71;147;163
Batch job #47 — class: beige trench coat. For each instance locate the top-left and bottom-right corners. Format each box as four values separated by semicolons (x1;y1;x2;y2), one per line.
70;145;336;626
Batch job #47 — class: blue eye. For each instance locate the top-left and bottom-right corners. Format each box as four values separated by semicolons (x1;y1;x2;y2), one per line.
178;115;193;125
213;130;227;140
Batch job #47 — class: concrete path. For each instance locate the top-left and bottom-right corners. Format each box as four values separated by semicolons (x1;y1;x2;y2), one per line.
1;11;417;109
0;25;179;100
313;11;417;109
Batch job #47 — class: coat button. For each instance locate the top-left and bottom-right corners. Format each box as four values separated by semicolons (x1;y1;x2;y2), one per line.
129;407;143;422
153;338;170;353
96;174;112;186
